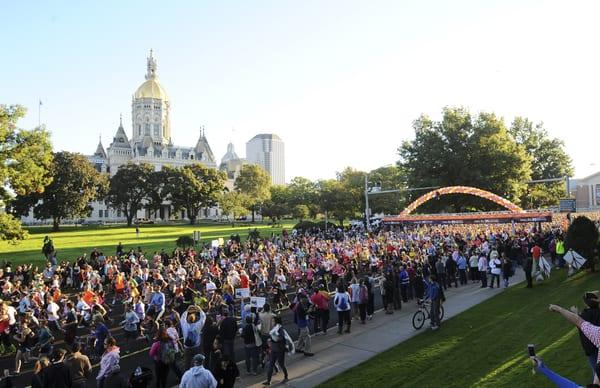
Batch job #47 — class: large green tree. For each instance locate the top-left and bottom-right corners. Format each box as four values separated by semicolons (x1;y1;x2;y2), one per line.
218;190;249;226
398;107;532;212
164;164;226;225
261;185;290;224
317;179;356;226
509;117;574;208
106;163;154;227
1;105;53;241
144;169;167;219
234;164;271;222
12;151;107;231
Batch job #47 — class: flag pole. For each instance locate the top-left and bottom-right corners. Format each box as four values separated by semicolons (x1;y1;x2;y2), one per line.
38;99;42;127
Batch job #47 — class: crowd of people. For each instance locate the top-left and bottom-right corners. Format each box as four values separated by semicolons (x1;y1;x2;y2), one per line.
0;216;584;388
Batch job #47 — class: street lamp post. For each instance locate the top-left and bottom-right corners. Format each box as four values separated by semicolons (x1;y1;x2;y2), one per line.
364;174;370;229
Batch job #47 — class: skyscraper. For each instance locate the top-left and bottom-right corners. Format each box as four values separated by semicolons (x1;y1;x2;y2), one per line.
246;134;285;185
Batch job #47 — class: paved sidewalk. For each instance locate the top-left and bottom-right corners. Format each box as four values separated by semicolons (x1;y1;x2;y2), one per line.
239;269;525;388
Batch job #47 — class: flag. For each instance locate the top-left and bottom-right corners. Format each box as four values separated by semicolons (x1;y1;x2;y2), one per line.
39;99;43;106
564;250;587;270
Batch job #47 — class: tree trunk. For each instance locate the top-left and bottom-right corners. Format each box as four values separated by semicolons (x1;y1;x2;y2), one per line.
126;210;133;227
52;218;60;232
251;207;255;223
189;216;196;225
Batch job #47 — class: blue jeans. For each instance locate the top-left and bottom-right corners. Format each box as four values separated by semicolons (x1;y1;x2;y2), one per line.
245;345;259;373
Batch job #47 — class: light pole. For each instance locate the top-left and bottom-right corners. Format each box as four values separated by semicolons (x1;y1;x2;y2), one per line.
364;174;370;229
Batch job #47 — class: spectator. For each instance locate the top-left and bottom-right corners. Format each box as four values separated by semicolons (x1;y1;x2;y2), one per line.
180;305;205;370
241;315;261;375
97;337;120;388
180;354;217;388
263;316;289;386
66;343;92;388
294;294;313;356
42;348;72;388
334;283;351;334
31;356;50;388
218;310;237;361
213;355;239;388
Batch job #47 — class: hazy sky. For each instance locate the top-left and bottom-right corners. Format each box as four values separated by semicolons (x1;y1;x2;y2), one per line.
2;0;599;182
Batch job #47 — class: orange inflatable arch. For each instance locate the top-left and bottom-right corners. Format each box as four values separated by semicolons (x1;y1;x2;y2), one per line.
400;186;523;215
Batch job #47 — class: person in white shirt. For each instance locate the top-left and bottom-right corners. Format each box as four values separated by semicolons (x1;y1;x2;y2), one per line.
348;279;361;320
46;299;61;332
333;284;351;334
478;254;488;288
180;354;217;388
469;252;480;283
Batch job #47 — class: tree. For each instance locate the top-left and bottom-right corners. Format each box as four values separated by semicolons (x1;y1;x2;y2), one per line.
11;151;108;231
261;185;290;225
164;164;226;225
317;179;356;226
287;177;318;207
1;105;53;241
106;163;154;227
510;117;574;208
144;169;167;219
565;216;599;271
234;164;271;222
292;204;310;221
398;107;532;212
218;191;249;226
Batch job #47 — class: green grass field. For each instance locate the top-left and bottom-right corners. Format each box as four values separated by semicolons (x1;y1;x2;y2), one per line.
323;270;600;388
0;221;295;266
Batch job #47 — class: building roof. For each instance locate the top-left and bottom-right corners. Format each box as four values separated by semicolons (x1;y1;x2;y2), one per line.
110;117;131;149
94;137;107;159
194;130;216;163
248;133;282;142
133;50;169;100
220;142;240;165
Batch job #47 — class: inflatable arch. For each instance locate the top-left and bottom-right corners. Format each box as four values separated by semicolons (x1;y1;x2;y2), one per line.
400;186;523;215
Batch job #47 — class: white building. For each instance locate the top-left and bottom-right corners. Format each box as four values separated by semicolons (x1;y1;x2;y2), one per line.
572;172;600;210
246;134;285;185
22;50;220;225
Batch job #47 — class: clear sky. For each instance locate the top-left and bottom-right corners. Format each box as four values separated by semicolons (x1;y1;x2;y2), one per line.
2;0;599;182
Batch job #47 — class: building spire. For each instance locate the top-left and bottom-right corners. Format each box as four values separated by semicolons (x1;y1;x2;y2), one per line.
119;113;123;127
146;49;157;80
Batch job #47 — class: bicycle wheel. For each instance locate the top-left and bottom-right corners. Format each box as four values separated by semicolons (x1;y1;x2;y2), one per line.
440;305;445;321
412;310;426;330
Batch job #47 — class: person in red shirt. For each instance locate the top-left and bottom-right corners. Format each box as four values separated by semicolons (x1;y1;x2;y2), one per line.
310;285;330;335
239;270;250;289
531;243;542;276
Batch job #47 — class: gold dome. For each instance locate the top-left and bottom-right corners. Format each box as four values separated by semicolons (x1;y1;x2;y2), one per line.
134;78;168;100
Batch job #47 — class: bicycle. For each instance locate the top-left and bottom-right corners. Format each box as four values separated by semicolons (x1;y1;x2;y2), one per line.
412;299;444;330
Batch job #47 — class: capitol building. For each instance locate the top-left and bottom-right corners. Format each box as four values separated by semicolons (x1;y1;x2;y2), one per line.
87;51;243;222
21;51;284;224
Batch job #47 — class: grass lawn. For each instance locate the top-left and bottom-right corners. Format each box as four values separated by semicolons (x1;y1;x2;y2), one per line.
0;221;295;266
322;270;600;388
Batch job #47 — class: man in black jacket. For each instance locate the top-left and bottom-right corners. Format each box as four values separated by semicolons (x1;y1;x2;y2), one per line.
579;292;600;381
218;310;238;361
43;348;72;388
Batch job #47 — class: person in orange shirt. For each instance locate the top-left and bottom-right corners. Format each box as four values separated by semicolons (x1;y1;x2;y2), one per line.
113;272;125;305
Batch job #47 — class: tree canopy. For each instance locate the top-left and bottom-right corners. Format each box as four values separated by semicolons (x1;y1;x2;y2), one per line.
398;107;532;212
11;151;107;231
1;105;53;240
164;164;226;225
106;163;155;227
234;164;271;222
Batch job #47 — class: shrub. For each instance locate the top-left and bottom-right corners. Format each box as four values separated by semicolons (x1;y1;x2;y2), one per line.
176;235;195;248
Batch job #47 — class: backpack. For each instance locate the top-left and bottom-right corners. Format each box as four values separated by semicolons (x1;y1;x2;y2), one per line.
160;341;176;364
184;328;198;348
337;294;348;310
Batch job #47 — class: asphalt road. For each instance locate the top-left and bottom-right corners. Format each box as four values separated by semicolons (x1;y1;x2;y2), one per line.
2;282;402;387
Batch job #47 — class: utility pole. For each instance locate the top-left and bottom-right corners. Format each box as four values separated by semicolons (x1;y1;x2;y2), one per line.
364;174;370;229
